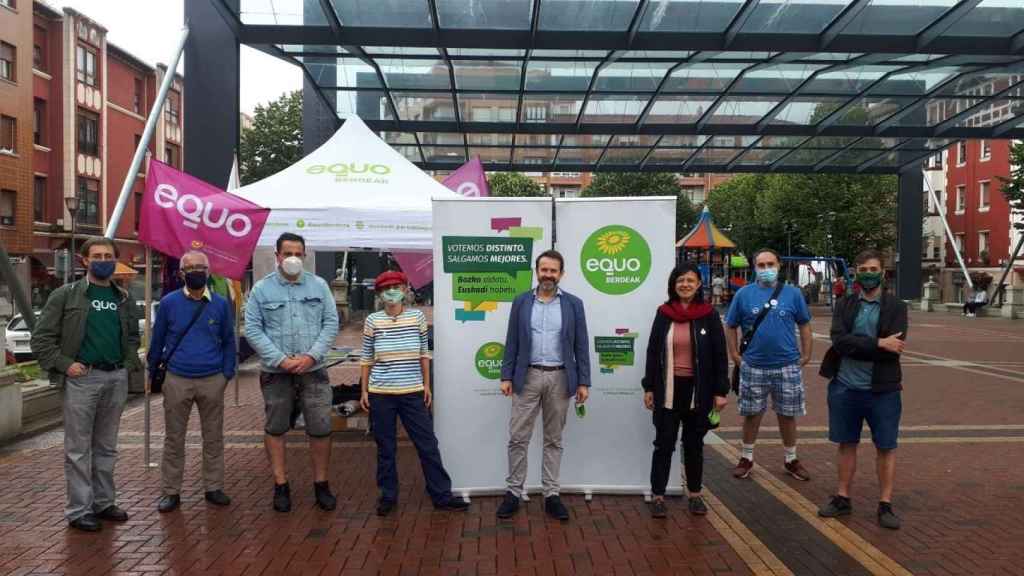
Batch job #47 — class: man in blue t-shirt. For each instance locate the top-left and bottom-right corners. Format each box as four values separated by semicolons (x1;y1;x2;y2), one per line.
725;248;813;482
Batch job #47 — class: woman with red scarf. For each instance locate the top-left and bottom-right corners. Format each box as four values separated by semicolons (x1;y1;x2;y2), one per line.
642;262;730;518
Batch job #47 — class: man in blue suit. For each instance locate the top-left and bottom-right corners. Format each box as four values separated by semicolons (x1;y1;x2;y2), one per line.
497;249;591;522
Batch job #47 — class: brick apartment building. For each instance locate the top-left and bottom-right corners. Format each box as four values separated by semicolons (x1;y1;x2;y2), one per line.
1;1;183;306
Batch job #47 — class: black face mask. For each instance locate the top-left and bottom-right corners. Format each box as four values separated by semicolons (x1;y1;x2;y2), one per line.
184;271;208;291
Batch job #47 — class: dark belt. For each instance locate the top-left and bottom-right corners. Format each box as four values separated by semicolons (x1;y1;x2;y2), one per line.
530;364;564;372
89;362;124;372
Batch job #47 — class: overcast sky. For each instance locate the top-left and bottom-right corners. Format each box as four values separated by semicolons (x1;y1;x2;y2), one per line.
55;0;302;114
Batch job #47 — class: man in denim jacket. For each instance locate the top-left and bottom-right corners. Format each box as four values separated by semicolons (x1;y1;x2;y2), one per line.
245;233;339;513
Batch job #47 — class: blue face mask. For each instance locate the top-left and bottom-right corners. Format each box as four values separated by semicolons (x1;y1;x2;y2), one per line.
756;267;778;285
89;260;116;280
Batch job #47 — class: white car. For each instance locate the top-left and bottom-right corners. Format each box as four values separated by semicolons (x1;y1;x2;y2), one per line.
5;313;38;362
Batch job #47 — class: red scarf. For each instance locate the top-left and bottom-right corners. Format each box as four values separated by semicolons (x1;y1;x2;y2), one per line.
658;300;714;323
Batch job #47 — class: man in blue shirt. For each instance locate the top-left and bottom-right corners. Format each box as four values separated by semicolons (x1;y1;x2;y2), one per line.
497;250;590;522
725;248;813;481
245;233;339;513
148;251;236;513
817;249;907;529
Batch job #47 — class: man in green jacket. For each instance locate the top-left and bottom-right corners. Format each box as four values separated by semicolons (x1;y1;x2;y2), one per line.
31;237;141;532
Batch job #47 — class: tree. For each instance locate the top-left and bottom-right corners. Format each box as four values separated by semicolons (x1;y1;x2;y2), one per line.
488;172;546;197
239;91;303;185
707;173;898;265
582;172;698;239
999;140;1024;251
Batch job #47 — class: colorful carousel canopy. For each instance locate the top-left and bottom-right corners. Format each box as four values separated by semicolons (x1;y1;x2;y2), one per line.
677;207;737;250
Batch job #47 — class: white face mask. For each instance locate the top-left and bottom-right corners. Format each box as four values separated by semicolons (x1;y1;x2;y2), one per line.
281;256;303;276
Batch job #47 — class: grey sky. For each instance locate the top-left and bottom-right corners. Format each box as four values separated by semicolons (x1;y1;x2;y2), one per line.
55;0;302;114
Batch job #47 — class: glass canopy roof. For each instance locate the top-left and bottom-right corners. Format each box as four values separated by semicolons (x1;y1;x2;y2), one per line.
227;0;1024;173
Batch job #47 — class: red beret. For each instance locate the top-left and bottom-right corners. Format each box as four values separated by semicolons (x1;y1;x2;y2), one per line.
374;271;408;291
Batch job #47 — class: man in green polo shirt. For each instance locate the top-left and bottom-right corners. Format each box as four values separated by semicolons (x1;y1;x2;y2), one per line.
32;237;141;532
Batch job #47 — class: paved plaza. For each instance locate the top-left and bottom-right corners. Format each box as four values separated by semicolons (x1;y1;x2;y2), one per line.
1;308;1022;576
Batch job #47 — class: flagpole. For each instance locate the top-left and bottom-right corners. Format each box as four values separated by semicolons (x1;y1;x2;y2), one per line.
143;246;157;468
105;26;189;239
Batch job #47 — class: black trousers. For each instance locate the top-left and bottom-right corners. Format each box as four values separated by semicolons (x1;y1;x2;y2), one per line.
651;376;707;495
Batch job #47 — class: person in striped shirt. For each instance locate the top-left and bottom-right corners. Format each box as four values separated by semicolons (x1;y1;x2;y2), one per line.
359;270;470;516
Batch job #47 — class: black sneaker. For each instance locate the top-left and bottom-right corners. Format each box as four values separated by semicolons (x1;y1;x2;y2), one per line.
273;482;291;513
376;497;396;517
158;495;181;513
205;490;231;507
688;496;708;516
650;498;667;519
818;495;852;518
878;502;901;530
69;514;101;532
544;495;569;521
495;491;520;519
435;497;470;512
95;505;128;522
314;481;337;511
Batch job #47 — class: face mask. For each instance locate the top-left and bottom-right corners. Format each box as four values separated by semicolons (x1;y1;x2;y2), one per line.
184;271;208;291
89;260;115;280
856;271;883;291
380;288;404;304
280;256;303;276
756;268;778;285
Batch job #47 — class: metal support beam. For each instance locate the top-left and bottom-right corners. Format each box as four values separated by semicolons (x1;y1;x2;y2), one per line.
819;0;871;50
916;0;983;52
856;139;911;172
724;0;760;49
679;135;715;172
896;166;924;300
725;135;763;171
923;166;973;291
813;137;864;171
935;76;1024;135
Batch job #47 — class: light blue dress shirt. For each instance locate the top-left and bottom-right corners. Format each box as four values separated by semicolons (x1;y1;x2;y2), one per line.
529;289;563;366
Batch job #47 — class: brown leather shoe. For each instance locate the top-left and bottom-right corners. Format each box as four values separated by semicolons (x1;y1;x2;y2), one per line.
732;457;754;479
784;459;811;481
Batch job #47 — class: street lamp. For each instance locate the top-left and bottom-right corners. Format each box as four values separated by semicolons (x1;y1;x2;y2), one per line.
64;195;80;283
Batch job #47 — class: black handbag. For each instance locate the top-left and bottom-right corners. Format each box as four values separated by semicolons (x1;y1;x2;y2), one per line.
150;299;208;394
731;282;784;394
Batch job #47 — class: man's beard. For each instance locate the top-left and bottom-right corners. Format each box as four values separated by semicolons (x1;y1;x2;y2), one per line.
539;278;558;289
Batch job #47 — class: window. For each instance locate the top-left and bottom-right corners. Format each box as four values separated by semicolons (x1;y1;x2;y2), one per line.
33;99;44;146
0;42;14;82
979;231;990;259
33;177;45;222
133;78;144;114
134;191;142;231
980;139;991;161
0;190;15;226
0;115;15;153
957;141;967;166
955;185;966;213
979;180;990;211
165;143;179;169
0;0;15;8
77;178;99;225
525;105;546;122
927;152;943;169
165;91;180;125
75;45;97;87
77;111;99;156
954;233;964;254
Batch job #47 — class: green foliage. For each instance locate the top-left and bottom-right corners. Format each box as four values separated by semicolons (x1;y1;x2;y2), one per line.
239;91;303;185
707;173;898;264
488;172;546;197
582;172;698;239
999;141;1024;231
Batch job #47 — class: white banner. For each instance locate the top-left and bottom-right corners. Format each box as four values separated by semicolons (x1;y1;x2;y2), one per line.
433;198;553;494
555;197;678;494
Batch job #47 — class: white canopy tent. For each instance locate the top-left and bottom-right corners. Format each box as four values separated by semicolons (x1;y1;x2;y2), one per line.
232;115;460;251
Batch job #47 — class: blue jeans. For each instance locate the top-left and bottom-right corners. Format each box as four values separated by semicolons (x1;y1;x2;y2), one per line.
369;393;453;505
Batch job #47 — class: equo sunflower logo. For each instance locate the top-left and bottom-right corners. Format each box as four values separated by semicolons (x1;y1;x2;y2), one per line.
190;240;204;249
580;225;651;295
474;341;505;380
296;219;306;229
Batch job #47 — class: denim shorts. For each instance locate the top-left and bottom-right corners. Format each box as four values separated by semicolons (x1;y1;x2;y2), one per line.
260;369;332;437
827;379;902;450
738;361;805;417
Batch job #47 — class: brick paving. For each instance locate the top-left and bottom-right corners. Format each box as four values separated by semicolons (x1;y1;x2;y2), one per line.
0;307;1022;575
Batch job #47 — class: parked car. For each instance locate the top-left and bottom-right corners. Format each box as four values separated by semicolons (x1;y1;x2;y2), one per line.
5;313;39;362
